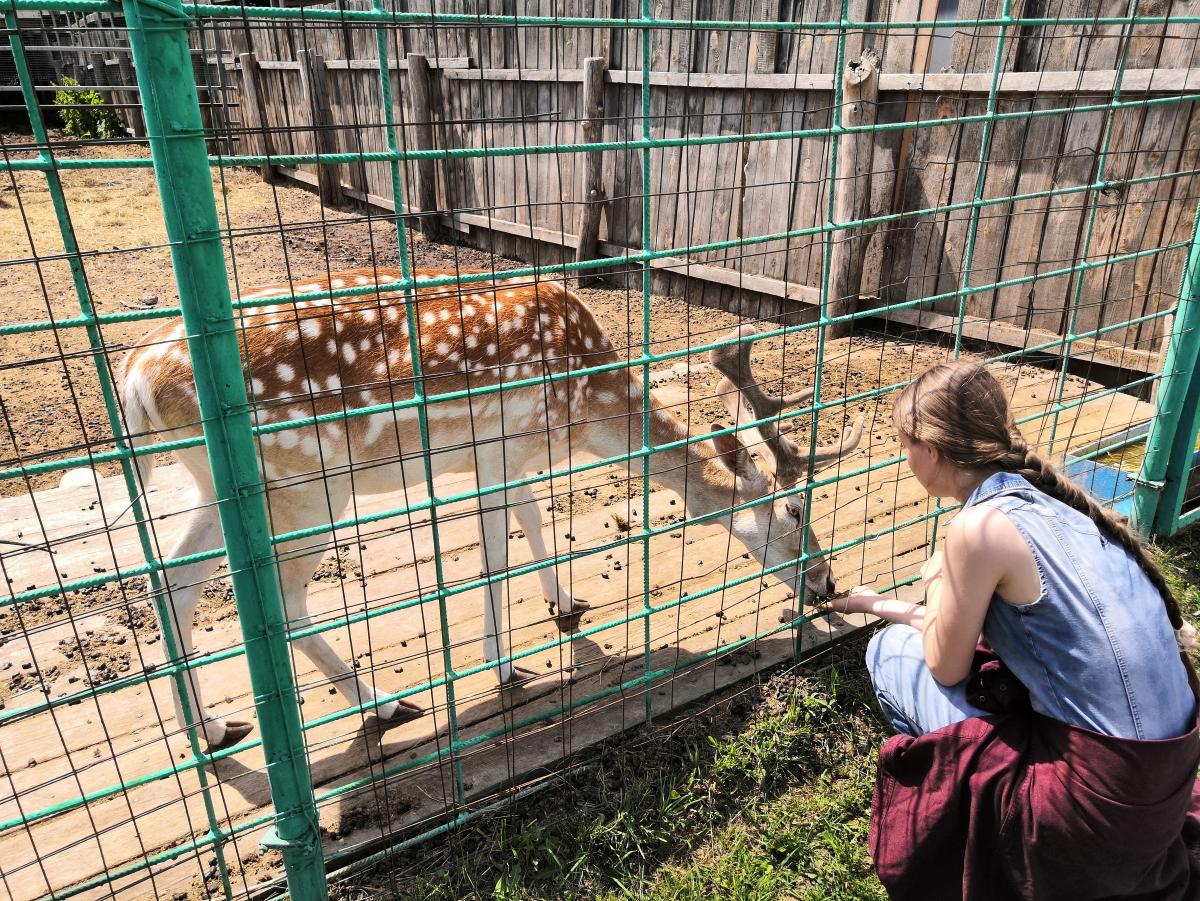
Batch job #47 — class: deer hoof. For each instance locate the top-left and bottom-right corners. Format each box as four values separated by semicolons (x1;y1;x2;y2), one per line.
207;720;254;753
374;699;424;728
499;665;539;688
554;598;592;634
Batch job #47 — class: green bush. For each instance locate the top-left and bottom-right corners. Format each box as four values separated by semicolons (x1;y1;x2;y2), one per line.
54;75;121;139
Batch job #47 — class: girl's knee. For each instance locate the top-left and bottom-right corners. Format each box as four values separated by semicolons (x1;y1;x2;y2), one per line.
866;623;923;685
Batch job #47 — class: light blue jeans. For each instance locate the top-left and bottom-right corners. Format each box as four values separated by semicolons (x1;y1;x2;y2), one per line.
866;624;988;737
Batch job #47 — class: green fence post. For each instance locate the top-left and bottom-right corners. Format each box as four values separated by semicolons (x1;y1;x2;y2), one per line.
118;0;328;895
1132;204;1200;538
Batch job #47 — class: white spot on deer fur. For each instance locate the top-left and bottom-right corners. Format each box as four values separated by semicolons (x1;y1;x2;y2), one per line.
364;412;389;444
326;339;338;355
466;334;478;349
326;375;341;391
251;378;265;396
325;423;343;439
278;428;299;450
301;435;320;458
331;279;345;289
435;342;450;357
259;431;277;448
277;363;295;382
486;343;497;357
438;308;450;322
375;362;388;378
423;311;436;326
301;319;321;339
463;304;475;317
448;324;460;337
386;307;400;322
361;309;378;324
514;303;525;317
298;283;319;293
342;343;358;365
355;275;371;285
359;337;372;352
584;335;594;349
486;315;496;326
303;378;320;396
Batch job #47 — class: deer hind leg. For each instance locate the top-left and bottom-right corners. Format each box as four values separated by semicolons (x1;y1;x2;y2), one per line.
156;501;241;750
272;483;420;725
507;483;590;633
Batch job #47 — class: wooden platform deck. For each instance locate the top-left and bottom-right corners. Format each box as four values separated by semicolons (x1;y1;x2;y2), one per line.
0;350;1154;900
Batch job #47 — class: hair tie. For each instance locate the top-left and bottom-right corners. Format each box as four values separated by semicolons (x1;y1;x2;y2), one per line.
1177;620;1197;652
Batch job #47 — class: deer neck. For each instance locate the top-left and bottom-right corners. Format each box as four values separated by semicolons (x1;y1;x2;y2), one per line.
642;398;741;525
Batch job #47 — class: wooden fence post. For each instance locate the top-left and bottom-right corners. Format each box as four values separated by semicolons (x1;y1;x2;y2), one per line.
238;51;276;183
407;53;441;240
298;49;345;208
575;57;607;282
826;47;880;340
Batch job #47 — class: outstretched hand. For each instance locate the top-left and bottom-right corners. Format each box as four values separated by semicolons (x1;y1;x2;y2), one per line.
815;586;883;616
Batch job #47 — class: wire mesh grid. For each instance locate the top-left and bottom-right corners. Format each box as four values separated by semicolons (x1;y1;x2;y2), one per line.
1;0;1199;898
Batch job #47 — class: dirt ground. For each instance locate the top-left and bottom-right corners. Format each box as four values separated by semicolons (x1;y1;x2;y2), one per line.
0;133;935;501
0;132;963;718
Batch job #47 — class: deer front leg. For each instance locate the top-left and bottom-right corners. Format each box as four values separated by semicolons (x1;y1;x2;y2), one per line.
507;484;591;633
157;505;252;751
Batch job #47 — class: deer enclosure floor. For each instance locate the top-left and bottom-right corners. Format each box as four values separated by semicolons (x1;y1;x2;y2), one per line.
0;137;1160;901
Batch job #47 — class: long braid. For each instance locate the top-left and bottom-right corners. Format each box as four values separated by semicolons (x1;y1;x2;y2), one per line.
999;432;1195;649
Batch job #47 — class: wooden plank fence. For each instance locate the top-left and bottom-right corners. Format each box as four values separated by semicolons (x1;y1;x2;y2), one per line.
13;1;1200;374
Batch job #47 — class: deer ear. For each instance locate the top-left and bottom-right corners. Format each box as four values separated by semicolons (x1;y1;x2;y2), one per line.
710;424;756;479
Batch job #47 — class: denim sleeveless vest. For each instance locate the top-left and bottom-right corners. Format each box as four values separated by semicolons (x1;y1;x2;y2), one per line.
964;471;1195;740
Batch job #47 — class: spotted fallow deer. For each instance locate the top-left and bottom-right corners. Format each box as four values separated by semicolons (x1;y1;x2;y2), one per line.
120;268;863;750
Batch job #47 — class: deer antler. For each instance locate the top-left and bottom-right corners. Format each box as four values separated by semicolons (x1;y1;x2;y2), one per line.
710;325;864;487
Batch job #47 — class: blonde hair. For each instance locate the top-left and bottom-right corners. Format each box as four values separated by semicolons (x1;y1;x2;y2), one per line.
895;360;1196;653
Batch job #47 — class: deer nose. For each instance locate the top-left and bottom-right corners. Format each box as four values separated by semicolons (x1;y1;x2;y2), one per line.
822;572;837;597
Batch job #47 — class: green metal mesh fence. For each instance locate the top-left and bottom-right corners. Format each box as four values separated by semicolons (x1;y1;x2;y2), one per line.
2;1;1200;897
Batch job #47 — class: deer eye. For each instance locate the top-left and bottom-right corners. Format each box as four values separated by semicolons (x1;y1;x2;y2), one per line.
785;504;802;522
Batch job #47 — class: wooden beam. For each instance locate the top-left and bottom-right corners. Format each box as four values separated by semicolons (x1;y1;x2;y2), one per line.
256;58;1200;93
298;49;345;208
252;57;472;72
865;302;1162;373
574;57;607;281
406;53;441;241
827;48;880;340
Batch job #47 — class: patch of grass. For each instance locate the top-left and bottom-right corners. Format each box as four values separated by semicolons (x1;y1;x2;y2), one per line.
333;642;888;901
1151;529;1200;670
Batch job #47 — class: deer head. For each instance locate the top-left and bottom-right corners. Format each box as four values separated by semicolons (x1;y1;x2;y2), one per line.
708;325;863;601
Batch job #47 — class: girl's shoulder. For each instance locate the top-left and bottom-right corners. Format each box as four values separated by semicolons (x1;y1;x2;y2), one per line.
948;504;1031;565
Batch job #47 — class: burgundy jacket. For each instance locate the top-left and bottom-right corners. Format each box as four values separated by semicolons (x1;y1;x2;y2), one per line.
869;653;1200;900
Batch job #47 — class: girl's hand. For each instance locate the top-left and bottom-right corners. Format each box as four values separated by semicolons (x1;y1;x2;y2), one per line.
816;586;882;616
817;586;925;629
